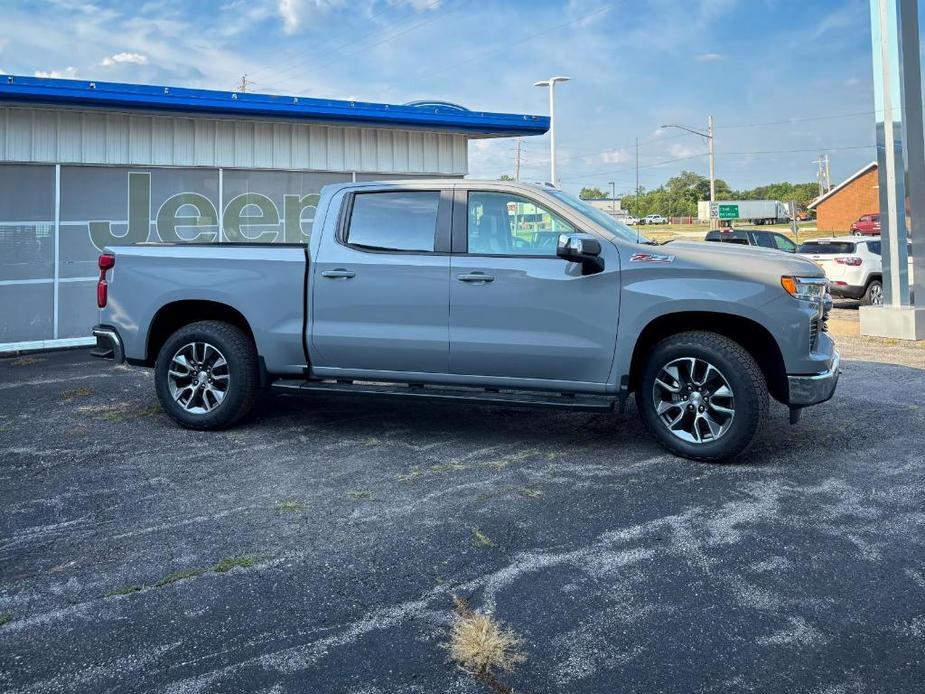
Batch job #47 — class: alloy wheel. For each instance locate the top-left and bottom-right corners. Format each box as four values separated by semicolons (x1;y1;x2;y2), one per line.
869;283;884;306
652;357;735;444
166;341;230;414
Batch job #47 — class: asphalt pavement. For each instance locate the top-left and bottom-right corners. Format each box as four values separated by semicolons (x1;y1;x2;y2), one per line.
1;336;924;693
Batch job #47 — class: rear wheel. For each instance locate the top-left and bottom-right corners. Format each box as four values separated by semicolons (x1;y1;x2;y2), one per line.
637;331;768;462
154;320;258;430
863;279;883;306
853;230;863;237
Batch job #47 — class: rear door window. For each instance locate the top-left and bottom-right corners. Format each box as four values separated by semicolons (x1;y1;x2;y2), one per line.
798;241;857;254
866;241;882;255
346;191;440;252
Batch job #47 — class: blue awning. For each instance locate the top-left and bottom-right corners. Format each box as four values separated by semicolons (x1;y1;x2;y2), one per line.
0;75;549;137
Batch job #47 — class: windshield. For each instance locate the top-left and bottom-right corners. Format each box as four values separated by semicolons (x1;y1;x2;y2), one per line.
548;190;651;243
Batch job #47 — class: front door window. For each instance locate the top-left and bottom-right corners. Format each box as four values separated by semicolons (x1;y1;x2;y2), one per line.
467;191;575;256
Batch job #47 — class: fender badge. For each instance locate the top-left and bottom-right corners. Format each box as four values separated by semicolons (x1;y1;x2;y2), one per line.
630;252;674;263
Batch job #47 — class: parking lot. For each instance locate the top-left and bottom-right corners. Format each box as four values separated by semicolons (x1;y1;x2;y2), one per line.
2;335;924;693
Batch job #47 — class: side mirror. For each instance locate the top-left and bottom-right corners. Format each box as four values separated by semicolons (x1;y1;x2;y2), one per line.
557;233;604;274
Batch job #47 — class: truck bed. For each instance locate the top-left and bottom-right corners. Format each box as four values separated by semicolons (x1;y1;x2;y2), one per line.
102;243;309;374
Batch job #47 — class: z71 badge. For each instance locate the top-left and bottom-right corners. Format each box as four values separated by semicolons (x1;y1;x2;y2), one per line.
630;252;675;263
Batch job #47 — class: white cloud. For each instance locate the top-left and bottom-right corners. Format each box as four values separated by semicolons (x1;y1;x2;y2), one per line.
101;51;148;67
34;66;79;78
277;0;344;34
600;148;631;164
669;143;701;158
695;52;724;62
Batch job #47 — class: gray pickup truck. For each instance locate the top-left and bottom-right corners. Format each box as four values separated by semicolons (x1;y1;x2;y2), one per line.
91;180;839;462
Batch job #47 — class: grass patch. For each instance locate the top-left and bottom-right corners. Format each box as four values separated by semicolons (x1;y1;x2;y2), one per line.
347;490;372;499
155;567;207;587
275;500;305;513
517;487;544;499
62;386;94;400
11;356;45;366
0;613;12;627
448;596;525;694
139;403;162;417
472;528;494;548
212;556;257;573
107;585;142;597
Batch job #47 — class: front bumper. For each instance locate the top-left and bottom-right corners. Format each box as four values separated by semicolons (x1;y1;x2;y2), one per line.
787;350;840;407
90;325;124;363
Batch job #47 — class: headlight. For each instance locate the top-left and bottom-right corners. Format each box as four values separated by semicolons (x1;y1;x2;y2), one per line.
781;276;828;301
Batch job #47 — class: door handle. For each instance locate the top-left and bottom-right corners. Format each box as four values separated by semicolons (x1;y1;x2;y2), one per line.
321;269;356;279
457;272;495;283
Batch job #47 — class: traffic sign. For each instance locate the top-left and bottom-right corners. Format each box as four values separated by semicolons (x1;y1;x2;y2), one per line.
718;204;739;219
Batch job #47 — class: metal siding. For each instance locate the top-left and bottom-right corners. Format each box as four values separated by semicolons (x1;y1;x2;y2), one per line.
234;120;254;168
253;121;274;168
81;112;106;162
57;110;81;162
32;109;57;161
194;119;214;166
215;119;235;167
173;118;195;166
0;105;468;174
151;117;173;165
129;115;152;163
106;113;128;164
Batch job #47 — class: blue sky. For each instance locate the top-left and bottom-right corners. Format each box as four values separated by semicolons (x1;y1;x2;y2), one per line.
0;0;893;196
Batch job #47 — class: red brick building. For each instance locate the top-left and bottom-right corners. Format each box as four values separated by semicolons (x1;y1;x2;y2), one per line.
808;162;879;232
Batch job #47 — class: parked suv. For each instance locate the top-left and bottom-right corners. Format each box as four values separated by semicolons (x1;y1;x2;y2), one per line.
798;238;883;305
849;213;880;237
705;228;797;253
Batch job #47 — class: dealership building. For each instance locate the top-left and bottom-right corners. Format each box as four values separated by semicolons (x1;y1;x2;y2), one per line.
0;75;547;352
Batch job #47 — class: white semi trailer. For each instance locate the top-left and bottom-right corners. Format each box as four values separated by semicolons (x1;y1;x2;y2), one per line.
697;200;791;225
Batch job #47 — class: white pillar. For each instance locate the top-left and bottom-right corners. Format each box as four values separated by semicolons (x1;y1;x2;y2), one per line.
861;0;925;339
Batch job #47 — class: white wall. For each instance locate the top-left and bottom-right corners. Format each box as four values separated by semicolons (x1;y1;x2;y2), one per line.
0;105;469;176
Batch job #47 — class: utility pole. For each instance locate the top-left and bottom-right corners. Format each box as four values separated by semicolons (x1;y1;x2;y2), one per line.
660;118;716;228
514;139;522;182
237;74;249;93
824;153;831;192
609;181;616;216
708;115;716;229
635;136;639;207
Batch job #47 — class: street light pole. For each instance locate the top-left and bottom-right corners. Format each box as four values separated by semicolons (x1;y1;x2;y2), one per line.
534;76;570;186
660;117;716;228
609;181;616;216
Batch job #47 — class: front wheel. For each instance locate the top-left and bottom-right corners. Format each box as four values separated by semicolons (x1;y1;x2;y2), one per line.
154;320;259;430
853;230;863;237
636;331;768;462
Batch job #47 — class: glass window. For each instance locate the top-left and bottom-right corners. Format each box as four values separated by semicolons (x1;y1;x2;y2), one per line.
753;232;775;248
467;191;575;255
867;241;882;255
798;241;857;254
347;191;439;252
771;233;797;252
548;190;649;243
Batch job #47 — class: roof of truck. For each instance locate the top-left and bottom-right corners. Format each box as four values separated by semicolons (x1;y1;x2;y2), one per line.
0;75;550;137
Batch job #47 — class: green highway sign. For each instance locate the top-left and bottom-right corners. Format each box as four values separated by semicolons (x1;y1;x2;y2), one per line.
718;204;739;219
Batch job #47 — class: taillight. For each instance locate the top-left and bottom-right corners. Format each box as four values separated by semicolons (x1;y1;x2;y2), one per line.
834;256;862;266
97;254;115;308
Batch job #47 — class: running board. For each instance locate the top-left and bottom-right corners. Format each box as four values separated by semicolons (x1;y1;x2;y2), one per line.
271;379;615;412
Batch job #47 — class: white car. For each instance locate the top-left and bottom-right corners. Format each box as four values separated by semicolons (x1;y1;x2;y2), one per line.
642;214;668;225
797;236;914;306
623;215;640;225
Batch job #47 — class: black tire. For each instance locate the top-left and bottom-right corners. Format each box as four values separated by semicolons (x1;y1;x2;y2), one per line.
862;279;883;306
853;230;863;237
636;331;768;462
154;320;258;430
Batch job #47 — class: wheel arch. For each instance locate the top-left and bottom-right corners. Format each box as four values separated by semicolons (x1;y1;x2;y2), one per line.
628;311;788;403
145;300;255;367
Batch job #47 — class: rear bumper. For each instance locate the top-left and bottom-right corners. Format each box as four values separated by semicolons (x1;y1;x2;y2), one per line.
829;283;865;300
787;350;840;407
90;325;124;363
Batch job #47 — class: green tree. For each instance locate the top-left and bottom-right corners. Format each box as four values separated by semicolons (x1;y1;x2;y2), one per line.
498;174;515;181
579;186;608;200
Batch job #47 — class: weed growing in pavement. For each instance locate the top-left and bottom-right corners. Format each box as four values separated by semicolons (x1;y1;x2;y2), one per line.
155;567;207;586
0;613;12;627
276;500;306;512
106;585;142;597
62;386;95;400
448;596;526;694
212;556;256;573
11;356;45;366
472;529;494;547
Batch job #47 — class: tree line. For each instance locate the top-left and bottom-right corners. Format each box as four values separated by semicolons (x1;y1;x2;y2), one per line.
576;171;819;218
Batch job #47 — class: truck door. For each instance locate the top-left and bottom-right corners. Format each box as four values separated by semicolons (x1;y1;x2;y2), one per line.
448;190;620;386
310;188;452;374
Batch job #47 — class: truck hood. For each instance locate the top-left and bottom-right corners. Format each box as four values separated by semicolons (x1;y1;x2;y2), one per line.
660;240;824;278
